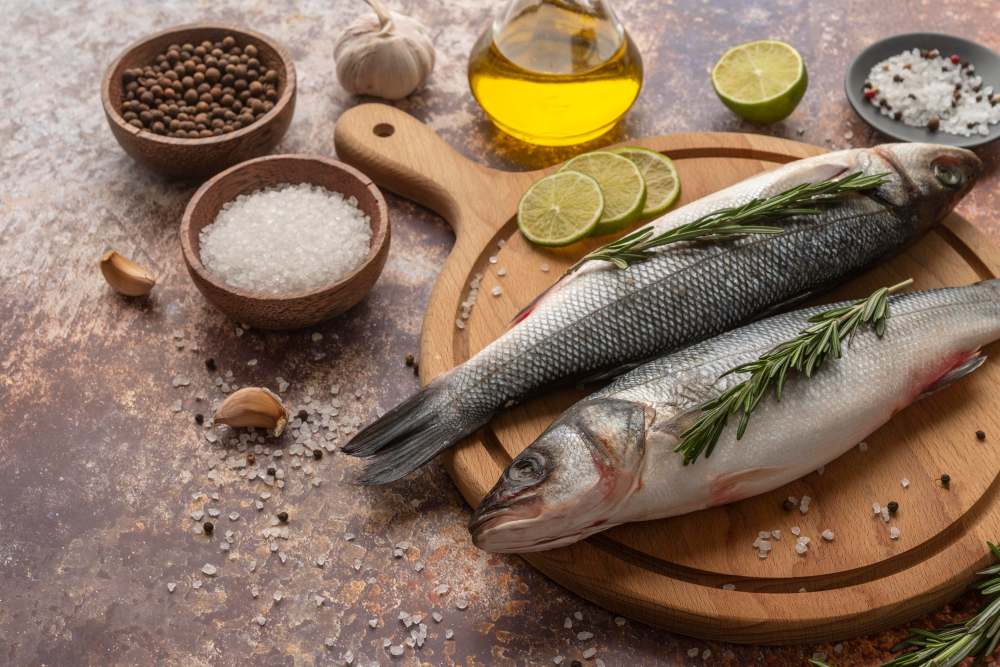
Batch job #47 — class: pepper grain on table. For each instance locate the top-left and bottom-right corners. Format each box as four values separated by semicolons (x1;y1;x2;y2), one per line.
1;0;998;665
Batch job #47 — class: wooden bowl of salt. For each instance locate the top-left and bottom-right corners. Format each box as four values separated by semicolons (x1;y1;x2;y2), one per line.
180;154;389;329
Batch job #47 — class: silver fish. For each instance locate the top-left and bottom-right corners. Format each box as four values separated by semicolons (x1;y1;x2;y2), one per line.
470;281;1000;552
345;144;981;484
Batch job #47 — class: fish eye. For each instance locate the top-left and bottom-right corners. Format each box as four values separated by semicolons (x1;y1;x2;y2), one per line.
508;452;545;483
934;163;963;189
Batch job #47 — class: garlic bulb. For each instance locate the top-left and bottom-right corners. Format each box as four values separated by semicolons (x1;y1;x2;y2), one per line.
334;0;435;100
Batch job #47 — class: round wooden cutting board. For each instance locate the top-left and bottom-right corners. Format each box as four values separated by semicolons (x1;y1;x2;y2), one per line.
335;103;1000;644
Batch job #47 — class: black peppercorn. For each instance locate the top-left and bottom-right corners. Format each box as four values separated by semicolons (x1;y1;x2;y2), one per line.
277;511;289;523
313;449;323;460
205;358;216;371
247;453;256;465
297;409;309;420
782;498;795;511
405;353;414;367
267;467;276;476
195;413;204;425
940;473;951;489
203;521;214;535
887;501;899;514
976;430;986;441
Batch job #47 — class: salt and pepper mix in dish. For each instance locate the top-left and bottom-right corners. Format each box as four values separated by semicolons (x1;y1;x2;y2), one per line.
864;48;999;137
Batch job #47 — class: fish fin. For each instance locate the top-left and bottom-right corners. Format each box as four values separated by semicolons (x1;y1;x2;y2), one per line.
709;467;789;506
511;277;564;325
749;287;825;323
342;376;490;485
763;160;852;196
919;352;987;399
574;359;648;386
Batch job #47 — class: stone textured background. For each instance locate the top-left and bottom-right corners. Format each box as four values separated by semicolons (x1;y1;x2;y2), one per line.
1;1;998;665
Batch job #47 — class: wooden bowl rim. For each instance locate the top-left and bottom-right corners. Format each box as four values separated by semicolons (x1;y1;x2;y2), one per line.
101;22;297;148
180;153;390;302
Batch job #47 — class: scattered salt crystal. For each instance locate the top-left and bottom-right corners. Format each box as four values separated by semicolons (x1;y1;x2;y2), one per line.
343;649;354;664
368;618;378;628
247;358;257;367
491;286;502;297
790;526;801;536
822;529;835;541
577;631;594;640
255;615;267;626
432;611;443;623
201;563;218;576
540;263;550;273
167;582;176;593
771;530;782;540
890;526;901;540
582;648;597;659
497;267;508;277
799;496;812;514
722;583;736;591
614;616;626;626
455;597;469;610
553;657;564;665
574;611;583;621
199;183;372;294
191;510;205;521
445;629;454;639
192;579;202;589
488;255;498;264
703;650;712;660
564;617;573;628
901;478;910;489
312;332;323;342
687;648;700;658
434;583;450;595
795;542;809;555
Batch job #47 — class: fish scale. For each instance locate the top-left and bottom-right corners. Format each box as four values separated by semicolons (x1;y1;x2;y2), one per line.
344;143;982;484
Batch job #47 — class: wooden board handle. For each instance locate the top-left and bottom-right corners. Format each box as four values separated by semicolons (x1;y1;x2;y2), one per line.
334;103;500;234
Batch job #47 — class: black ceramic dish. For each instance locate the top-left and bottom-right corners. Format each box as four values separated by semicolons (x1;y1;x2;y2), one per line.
846;32;1000;148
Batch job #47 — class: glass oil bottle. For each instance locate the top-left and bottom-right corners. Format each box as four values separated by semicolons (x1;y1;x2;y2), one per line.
468;0;643;146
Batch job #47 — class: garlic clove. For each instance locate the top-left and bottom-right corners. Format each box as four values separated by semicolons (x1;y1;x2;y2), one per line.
214;387;289;437
100;250;156;296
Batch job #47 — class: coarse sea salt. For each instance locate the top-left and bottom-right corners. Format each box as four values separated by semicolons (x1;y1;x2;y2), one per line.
200;183;372;294
865;48;999;137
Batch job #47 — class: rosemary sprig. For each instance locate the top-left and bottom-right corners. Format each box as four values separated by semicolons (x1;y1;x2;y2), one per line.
882;542;1000;667
674;278;914;465
569;171;889;272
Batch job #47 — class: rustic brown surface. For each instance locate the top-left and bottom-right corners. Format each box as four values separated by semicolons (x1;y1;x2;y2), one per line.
334;104;1000;643
1;1;998;666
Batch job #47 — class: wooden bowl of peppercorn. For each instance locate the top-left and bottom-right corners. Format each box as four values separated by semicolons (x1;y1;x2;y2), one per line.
101;23;296;180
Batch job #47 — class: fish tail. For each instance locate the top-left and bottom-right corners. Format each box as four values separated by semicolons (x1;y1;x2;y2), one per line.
342;375;491;485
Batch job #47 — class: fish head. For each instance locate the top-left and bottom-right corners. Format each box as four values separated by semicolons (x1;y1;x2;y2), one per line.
469;398;648;553
866;143;982;224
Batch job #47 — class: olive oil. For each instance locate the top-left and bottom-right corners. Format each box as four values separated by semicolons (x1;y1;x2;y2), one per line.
468;0;642;146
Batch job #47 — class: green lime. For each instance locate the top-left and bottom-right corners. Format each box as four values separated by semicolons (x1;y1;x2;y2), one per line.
517;171;604;247
610;147;681;220
559;151;646;235
711;40;807;124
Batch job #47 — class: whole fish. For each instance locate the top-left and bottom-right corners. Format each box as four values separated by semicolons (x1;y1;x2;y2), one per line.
345;144;981;484
470;281;1000;552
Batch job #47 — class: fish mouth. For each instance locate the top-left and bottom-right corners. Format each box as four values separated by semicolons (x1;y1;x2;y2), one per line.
468;495;543;538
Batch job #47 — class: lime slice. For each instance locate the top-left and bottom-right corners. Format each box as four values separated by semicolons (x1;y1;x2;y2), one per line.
517;171;604;247
711;40;807;124
610;147;681;220
559;151;646;235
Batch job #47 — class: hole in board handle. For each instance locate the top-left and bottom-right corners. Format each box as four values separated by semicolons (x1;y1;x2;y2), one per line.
373;123;395;138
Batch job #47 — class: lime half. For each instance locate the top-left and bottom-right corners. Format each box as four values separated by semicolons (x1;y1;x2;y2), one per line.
559;151;646;235
517;171;604;247
711;40;807;124
611;147;681;220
